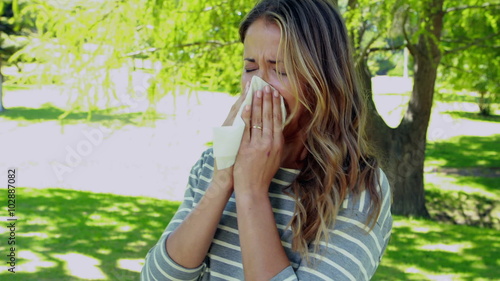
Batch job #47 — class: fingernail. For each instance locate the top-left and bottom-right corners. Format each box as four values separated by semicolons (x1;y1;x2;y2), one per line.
273;90;279;98
256;91;262;98
245;105;251;111
265;86;271;93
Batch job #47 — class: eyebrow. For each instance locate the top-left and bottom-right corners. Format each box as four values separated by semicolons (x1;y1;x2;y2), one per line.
244;58;280;64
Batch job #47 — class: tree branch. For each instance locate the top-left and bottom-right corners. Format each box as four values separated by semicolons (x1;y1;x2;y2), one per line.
123;40;239;57
439;62;476;75
124;48;159;57
368;44;406;53
402;6;416;55
444;32;500;55
175;40;239;48
445;3;500;13
356;34;378;67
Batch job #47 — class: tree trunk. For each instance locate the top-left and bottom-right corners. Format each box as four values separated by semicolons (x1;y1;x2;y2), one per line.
478;91;490;116
361;0;444;217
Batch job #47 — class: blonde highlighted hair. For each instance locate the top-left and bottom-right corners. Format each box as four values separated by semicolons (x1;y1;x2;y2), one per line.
240;0;381;258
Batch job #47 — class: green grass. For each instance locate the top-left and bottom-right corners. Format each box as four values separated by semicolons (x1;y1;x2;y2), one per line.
423;131;500;231
1;188;497;280
0;104;166;127
425;185;499;229
3;84;36;91
425;134;500;168
373;217;500;280
444;111;500;123
0;188;180;281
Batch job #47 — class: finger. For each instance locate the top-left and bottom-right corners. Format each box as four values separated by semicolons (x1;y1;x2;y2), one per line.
251;89;263;136
244;80;250;95
262;86;273;138
241;104;251;142
272;89;283;139
222;81;250;127
237;81;251;105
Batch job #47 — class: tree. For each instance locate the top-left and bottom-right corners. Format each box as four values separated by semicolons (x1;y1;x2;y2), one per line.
1;0;40;112
346;0;446;216
346;0;499;216
0;0;20;112
12;0;251;119
439;3;499;116
371;0;445;216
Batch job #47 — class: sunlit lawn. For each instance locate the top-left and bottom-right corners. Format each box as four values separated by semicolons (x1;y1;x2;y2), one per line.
0;186;497;281
374;218;499;281
0;188;179;280
425;134;500;169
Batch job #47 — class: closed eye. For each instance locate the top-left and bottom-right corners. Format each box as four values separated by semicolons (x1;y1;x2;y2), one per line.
245;69;258;73
275;69;287;76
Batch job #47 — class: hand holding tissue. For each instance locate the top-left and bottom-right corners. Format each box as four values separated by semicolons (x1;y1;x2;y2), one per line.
213;76;287;169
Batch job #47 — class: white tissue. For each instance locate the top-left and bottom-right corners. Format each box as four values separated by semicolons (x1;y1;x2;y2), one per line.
213;76;287;169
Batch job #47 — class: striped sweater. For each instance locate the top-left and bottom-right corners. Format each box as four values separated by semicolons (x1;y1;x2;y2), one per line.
141;148;392;281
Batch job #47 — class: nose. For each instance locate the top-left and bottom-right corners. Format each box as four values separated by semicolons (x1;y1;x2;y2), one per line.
256;69;269;82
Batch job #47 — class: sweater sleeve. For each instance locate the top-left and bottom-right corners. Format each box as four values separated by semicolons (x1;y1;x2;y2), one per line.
141;149;212;281
271;170;393;281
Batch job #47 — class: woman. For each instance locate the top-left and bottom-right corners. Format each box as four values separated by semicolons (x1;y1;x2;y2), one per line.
141;0;392;280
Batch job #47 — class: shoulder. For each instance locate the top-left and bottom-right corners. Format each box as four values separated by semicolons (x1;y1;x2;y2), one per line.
328;168;392;279
191;148;215;174
377;168;391;200
375;168;392;225
375;168;392;233
185;148;215;191
340;168;390;215
335;168;392;250
199;147;214;165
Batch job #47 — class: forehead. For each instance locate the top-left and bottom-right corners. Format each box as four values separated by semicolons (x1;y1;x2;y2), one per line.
243;18;281;56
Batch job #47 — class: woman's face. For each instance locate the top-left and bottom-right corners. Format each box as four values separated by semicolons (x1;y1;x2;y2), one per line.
241;18;306;141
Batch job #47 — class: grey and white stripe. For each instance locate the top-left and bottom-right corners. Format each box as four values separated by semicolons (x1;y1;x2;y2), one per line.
141;148;392;281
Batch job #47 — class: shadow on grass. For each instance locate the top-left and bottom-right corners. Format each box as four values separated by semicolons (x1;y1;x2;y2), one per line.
426;188;499;230
426;134;500;168
0;104;165;127
3;188;498;280
425;134;500;230
0;187;180;281
374;216;500;280
444;111;500;123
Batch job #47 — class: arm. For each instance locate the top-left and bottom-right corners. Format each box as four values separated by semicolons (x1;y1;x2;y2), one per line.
236;191;291;280
142;86;251;280
141;150;233;281
234;87;291;280
167;82;251;268
166;169;233;268
141;151;206;280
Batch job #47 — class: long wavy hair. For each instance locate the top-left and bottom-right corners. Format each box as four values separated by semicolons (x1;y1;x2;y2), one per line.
239;0;381;258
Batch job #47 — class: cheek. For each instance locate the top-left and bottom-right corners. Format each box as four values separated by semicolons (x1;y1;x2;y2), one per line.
241;73;252;92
